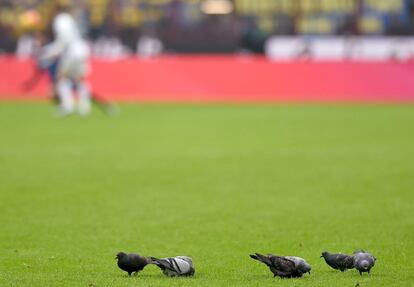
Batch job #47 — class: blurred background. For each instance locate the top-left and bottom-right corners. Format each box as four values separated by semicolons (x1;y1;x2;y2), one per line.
1;0;414;102
1;0;413;55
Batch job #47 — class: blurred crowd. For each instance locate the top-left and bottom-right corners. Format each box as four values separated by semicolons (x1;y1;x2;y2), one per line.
1;0;413;55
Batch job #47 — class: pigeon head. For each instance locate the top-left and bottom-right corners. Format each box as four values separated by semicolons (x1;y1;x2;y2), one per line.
321;251;330;258
359;260;370;270
300;261;312;274
353;250;376;274
115;252;127;260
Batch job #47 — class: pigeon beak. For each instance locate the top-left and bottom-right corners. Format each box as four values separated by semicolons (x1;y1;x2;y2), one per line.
320;255;323;258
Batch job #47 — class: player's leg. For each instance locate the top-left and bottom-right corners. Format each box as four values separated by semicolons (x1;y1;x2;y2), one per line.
76;76;91;116
69;41;92;116
56;52;77;116
55;76;75;116
91;91;118;116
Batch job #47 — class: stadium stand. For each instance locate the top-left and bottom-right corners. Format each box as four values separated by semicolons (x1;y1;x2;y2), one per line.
0;0;413;53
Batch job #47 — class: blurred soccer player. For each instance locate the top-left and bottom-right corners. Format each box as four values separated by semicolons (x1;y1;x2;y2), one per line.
24;39;117;116
38;3;91;116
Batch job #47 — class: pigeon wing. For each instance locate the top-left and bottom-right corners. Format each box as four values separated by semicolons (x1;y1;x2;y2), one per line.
338;254;355;269
270;256;296;274
128;254;147;270
323;253;346;270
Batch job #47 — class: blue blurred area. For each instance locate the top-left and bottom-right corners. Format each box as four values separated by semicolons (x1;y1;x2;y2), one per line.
1;0;413;53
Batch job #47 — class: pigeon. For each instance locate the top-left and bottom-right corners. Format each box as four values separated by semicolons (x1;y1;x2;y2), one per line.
284;256;312;275
320;251;355;272
249;253;306;278
150;256;195;277
115;252;150;276
353;250;376;275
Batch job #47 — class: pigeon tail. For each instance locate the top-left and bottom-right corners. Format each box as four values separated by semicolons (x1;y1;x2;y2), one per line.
149;257;176;271
149;257;160;263
250;253;272;267
249;254;258;260
149;257;162;267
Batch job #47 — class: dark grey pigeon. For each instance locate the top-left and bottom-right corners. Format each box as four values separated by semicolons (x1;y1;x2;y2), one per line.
353;250;376;275
115;252;150;276
250;253;301;278
320;251;355;272
284;256;312;275
150;256;195;277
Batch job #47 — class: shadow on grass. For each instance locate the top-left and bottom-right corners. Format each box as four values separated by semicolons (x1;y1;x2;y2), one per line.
321;269;387;278
114;272;199;280
241;273;313;282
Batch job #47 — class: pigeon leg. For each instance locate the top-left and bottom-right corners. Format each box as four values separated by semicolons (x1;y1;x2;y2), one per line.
275;270;293;278
359;271;362;276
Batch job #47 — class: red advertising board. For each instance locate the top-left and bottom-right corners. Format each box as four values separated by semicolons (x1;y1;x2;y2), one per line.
1;55;413;102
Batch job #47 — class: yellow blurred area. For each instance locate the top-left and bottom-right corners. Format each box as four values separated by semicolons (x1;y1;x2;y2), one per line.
19;10;42;31
0;0;408;34
236;0;357;15
298;17;335;35
365;0;404;12
359;15;383;34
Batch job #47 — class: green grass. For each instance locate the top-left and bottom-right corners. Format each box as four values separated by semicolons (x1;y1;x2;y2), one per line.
0;103;413;286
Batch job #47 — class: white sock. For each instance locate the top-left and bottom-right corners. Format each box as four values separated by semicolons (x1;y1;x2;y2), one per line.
77;81;91;116
56;78;74;115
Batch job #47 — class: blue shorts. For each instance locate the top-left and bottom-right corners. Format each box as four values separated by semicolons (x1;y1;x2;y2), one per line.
46;60;59;82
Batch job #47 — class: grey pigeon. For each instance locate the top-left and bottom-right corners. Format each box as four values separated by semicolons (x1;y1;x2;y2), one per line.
320;251;355;272
284;256;312;275
353;250;376;275
249;253;305;278
115;252;150;276
150;256;195;277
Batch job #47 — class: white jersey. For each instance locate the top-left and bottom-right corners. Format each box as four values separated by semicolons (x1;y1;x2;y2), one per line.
39;12;90;78
53;13;80;45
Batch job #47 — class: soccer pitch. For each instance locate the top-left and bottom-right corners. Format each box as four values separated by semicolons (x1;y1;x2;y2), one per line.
0;103;413;286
